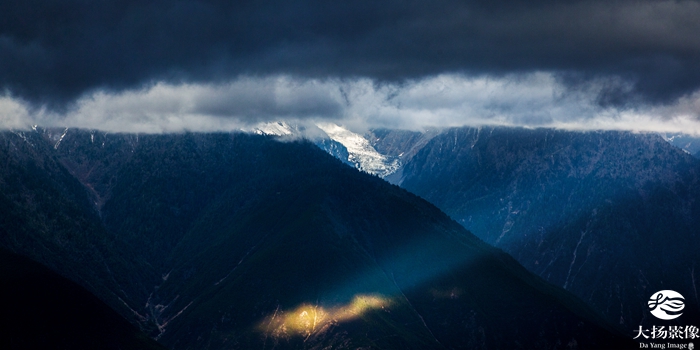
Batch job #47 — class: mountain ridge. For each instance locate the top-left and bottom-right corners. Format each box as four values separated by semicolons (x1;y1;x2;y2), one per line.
397;126;700;328
0;127;636;349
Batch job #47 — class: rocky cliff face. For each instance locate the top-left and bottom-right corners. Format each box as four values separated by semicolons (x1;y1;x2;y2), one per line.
399;126;700;328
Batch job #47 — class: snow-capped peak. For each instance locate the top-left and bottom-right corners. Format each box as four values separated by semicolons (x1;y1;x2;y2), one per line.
246;121;401;178
251;121;297;136
315;123;400;178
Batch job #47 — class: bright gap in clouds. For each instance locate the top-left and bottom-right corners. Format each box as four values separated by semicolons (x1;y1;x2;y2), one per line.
2;73;700;135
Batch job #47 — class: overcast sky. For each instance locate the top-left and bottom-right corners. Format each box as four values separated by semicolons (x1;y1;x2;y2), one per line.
2;0;700;134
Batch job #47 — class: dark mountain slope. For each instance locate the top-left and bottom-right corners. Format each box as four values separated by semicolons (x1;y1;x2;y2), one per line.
365;128;439;162
399;126;700;328
0;247;165;350
0;130;105;273
364;128;439;183
0;130;154;322
46;130;633;349
0;128;636;348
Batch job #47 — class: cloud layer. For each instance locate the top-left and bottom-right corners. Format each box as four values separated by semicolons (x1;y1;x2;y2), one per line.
4;74;700;135
2;0;700;110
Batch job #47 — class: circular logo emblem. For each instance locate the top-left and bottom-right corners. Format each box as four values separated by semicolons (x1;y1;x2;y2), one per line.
648;290;685;320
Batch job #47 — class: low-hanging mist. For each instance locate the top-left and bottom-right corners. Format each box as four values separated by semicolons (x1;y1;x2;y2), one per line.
3;73;700;136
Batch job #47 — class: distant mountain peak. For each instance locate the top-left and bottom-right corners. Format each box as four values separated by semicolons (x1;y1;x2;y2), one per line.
316;123;400;178
251;121;297;136
660;132;700;157
248;121;403;178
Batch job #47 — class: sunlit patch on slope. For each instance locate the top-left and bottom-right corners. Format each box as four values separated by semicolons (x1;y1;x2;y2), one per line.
257;294;392;339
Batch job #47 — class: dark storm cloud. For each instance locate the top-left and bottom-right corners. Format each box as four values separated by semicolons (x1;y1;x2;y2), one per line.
2;0;700;108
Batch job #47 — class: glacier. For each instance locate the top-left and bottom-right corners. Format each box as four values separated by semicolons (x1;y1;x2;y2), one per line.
251;121;400;178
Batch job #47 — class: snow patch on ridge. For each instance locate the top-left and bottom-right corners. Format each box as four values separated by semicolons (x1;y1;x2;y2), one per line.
54;127;69;149
661;132;700;156
247;121;401;178
316;123;400;178
252;121;296;136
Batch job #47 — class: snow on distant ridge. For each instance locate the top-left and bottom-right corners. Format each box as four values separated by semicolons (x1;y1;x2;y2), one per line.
247;121;401;177
251;121;296;136
316;123;400;178
661;132;700;156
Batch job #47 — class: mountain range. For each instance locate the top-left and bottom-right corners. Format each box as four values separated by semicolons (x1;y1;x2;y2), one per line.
0;128;634;349
283;123;700;330
380;126;700;329
257;123;700;334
